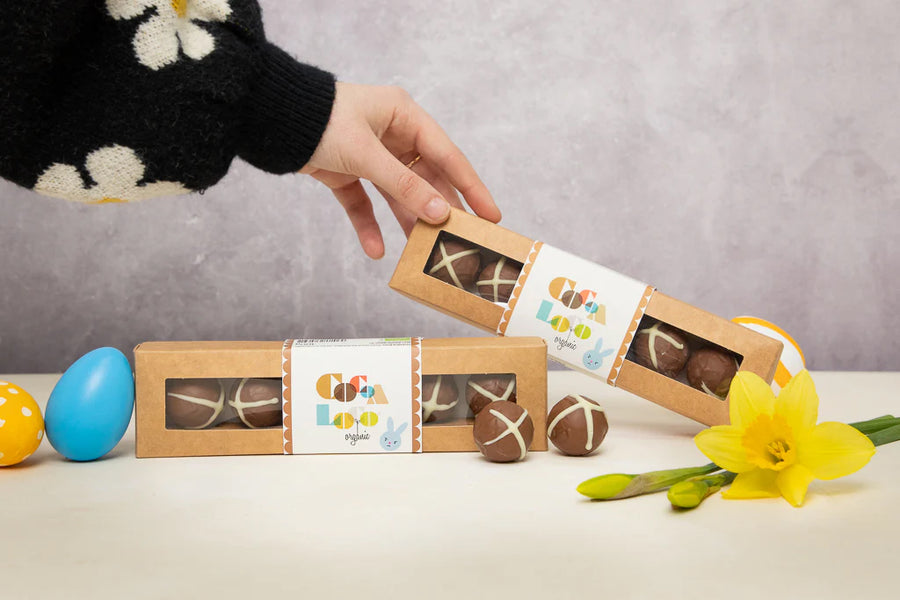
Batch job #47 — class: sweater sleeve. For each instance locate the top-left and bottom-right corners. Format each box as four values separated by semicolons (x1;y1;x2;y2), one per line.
0;1;335;204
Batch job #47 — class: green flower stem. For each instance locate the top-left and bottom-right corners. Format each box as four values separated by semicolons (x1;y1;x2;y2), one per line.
865;423;900;447
849;415;898;435
668;471;738;509
577;463;721;500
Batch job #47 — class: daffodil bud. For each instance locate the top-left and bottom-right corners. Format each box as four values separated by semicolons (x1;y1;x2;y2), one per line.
576;474;635;499
668;480;711;509
668;471;737;509
577;463;721;500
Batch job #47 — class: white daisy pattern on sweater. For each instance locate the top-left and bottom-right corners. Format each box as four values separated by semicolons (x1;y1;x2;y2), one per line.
107;0;232;70
34;145;190;204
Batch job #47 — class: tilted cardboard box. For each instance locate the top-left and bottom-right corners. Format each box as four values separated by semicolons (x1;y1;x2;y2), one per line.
390;208;783;426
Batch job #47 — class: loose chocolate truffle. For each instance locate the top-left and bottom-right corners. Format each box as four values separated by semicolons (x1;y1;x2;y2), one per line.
475;257;521;303
422;375;459;423
687;347;740;398
632;322;691;378
465;374;517;415
473;400;534;463
428;238;481;290
229;378;282;428
547;395;608;456
166;379;224;429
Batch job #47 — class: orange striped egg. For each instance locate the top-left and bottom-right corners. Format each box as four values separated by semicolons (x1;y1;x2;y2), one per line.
732;316;806;392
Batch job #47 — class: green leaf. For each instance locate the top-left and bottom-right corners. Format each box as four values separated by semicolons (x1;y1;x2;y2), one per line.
866;423;900;447
850;415;899;436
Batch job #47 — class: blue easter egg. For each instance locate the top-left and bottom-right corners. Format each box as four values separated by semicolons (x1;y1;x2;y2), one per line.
45;347;134;462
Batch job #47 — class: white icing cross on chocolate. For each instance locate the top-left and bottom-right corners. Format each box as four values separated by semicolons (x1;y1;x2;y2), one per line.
482;408;529;460
637;323;684;370
467;379;515;403
422;376;457;420
229;378;280;427
428;240;479;289
167;385;224;429
475;256;519;302
547;394;604;451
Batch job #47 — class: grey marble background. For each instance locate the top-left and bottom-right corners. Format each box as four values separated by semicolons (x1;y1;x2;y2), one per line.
1;0;898;373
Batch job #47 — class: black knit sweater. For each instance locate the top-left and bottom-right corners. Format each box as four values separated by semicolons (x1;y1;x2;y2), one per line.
0;1;335;203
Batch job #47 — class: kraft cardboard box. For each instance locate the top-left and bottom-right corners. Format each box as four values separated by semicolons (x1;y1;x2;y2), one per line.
389;208;784;426
134;337;547;458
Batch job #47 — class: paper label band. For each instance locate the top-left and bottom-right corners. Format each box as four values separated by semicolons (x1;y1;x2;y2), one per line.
281;338;422;454
499;243;653;384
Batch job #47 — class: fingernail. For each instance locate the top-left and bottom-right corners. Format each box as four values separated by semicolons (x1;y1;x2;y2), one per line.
424;198;450;222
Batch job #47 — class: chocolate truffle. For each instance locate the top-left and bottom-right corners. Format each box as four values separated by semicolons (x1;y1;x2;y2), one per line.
632;322;690;378
422;375;459;423
547;395;608;456
473;400;534;463
229;378;282;428
465;374;517;415
687;348;740;398
428;238;481;290
166;379;224;429
475;257;521;303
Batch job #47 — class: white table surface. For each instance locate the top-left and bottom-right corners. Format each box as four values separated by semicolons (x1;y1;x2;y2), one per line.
2;370;898;599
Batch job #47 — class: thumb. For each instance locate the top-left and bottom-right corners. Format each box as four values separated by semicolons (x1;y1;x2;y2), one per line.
355;135;451;224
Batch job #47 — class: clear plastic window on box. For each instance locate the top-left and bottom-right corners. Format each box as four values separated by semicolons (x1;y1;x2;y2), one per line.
421;373;518;425
165;374;521;430
624;315;744;399
165;377;282;430
423;231;524;305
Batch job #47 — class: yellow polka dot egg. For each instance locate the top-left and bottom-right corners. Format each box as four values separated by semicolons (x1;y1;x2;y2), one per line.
0;381;45;467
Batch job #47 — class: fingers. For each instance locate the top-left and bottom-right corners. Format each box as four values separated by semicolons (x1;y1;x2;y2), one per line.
410;157;462;211
374;184;417;237
310;169;359;190
354;133;452;225
376;160;462;237
330;180;385;259
311;162;454;243
430;176;463;212
408;106;501;223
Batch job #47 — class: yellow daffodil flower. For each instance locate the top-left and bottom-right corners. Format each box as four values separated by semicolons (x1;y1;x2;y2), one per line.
694;370;875;507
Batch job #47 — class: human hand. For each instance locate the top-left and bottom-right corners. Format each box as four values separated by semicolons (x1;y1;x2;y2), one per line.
300;82;500;259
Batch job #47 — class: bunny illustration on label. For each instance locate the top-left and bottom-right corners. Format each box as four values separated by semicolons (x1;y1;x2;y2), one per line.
503;244;653;383
379;418;407;451
582;338;614;371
